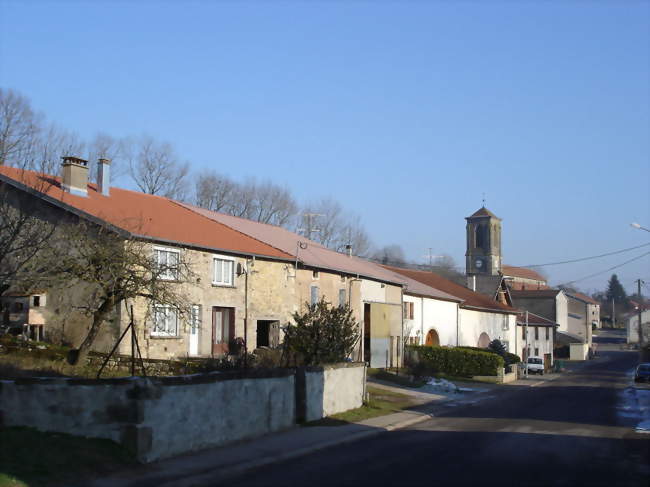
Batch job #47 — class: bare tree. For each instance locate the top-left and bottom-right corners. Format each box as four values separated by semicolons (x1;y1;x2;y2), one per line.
0;88;41;166
24;220;194;365
86;133;125;183
371;244;406;266
127;135;190;200
0;180;56;296
194;174;298;227
194;170;237;212
298;198;372;256
252;181;297;227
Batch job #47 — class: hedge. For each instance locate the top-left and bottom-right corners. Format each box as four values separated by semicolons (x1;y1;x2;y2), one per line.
457;345;521;366
409;345;504;377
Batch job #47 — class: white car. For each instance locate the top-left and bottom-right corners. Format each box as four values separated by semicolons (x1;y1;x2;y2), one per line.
526;356;544;375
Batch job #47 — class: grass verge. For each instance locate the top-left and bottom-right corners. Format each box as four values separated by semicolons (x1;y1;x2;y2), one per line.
0;427;136;487
305;386;417;426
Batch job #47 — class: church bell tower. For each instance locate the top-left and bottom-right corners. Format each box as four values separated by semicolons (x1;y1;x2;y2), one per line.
465;207;502;276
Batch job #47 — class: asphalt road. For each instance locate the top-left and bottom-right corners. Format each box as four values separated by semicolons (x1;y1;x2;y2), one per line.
227;331;648;487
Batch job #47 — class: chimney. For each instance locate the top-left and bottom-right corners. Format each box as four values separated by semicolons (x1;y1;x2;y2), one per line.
466;274;477;291
97;158;111;196
345;244;352;257
61;156;89;197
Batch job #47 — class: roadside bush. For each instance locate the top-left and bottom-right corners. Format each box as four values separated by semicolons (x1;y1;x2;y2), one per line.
409;345;504;377
283;299;360;366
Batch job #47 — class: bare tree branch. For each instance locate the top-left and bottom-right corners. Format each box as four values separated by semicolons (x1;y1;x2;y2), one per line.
126;135;189;200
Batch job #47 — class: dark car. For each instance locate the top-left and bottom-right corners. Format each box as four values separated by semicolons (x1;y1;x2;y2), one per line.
634;363;650;383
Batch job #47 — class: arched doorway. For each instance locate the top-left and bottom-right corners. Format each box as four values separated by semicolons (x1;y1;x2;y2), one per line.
425;329;440;346
477;332;490;348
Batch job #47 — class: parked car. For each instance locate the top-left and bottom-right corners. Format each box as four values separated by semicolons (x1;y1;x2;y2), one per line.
634;363;650;383
526;356;544;375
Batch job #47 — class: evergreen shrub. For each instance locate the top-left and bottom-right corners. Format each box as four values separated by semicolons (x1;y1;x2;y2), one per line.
409;345;504;377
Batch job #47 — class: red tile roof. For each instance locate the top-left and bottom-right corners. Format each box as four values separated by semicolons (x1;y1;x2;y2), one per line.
502;265;547;283
0;166;293;260
506;281;551;291
383;265;517;314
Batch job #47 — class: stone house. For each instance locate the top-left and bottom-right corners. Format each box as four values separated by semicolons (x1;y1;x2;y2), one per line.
179;206;409;368
0;160;300;360
1;160;414;366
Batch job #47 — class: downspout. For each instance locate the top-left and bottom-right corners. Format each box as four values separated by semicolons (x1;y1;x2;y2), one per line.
244;261;249;368
420;297;424;345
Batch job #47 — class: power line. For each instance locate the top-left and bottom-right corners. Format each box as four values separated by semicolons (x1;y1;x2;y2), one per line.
558;251;650;286
518;241;650;268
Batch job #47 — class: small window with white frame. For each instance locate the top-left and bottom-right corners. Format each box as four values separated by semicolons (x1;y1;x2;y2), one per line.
213;256;235;286
151;304;179;337
502;316;509;331
154;247;180;281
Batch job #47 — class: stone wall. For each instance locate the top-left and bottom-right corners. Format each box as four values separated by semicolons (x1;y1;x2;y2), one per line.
0;363;366;462
300;363;366;422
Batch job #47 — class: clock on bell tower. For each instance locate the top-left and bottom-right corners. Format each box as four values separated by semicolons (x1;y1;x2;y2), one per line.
465;206;502;276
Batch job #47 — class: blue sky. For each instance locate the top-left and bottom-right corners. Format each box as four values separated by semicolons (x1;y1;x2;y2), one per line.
1;0;648;294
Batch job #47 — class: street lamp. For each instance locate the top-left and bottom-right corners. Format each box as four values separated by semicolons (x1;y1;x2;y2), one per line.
631;222;650;232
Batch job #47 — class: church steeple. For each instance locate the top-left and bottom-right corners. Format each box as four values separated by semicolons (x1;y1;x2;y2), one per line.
465;206;502;276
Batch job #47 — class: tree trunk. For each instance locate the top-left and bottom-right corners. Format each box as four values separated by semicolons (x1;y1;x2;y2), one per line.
67;295;116;366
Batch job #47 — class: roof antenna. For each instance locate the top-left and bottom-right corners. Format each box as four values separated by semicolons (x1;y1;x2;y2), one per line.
482;192;487;207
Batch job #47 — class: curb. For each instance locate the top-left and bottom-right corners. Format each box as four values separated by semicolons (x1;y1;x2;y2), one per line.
158;412;434;487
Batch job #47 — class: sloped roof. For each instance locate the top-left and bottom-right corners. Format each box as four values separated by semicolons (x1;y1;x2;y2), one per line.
516;311;557;327
0;166;293;260
556;330;585;344
473;275;504;299
384;265;517;314
510;289;562;299
568;292;599;306
506;280;551;291
502;265;547;283
181;203;461;298
466;206;500;219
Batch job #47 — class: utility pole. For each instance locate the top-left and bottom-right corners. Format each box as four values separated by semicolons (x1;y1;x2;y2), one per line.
524;311;529;378
636;279;645;345
612;298;616;329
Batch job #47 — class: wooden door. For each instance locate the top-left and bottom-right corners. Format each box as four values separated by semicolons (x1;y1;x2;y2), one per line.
212;307;235;355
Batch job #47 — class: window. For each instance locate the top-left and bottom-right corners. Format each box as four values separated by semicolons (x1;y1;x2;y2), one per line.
310;286;319;305
502;316;509;331
534;347;539;356
13;302;24;312
32;296;40;307
403;302;414;320
151;305;179;337
534;327;539;340
155;247;180;280
502;340;509;351
312;270;320;279
213;257;234;286
545;327;550;340
522;327;526;340
338;289;346;307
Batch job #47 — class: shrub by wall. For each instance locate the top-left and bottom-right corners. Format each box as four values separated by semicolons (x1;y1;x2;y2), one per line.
409;345;504;377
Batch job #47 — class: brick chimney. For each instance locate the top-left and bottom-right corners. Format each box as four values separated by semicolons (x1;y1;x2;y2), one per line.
97;158;111;196
61;156;89;197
